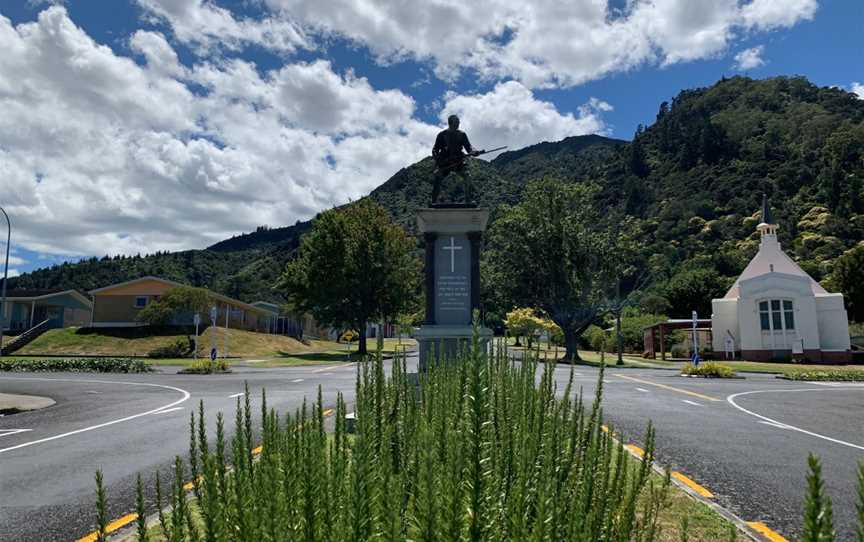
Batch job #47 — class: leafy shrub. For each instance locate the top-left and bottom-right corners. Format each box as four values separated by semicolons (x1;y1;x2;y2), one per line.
96;325;672;541
179;359;230;374
783;370;864;382
0;357;151;373
681;362;736;378
148;338;193;359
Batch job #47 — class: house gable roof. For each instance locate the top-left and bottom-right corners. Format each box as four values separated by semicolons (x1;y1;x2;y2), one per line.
5;289;93;307
90;276;268;315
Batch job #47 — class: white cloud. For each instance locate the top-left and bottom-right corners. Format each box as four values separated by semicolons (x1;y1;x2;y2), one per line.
851;82;864;99
0;7;602;260
5;269;21;278
135;0;308;54
145;0;819;89
733;45;766;70
441;81;611;157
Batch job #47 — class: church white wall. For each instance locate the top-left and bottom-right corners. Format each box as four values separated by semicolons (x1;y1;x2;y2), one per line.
737;274;820;350
815;294;851;350
711;298;738;352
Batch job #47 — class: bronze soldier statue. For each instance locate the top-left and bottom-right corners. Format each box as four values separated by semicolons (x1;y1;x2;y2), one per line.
431;115;482;205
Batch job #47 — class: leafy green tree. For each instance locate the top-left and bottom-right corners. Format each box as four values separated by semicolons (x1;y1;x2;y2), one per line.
639;294;672;315
662;268;730;318
827;242;864;322
136;286;211;325
279;199;420;356
486;178;617;362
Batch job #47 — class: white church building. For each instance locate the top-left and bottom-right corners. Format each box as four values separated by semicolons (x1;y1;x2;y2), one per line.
711;196;851;363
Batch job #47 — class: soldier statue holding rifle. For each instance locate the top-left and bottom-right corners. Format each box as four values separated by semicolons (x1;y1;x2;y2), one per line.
430;114;505;205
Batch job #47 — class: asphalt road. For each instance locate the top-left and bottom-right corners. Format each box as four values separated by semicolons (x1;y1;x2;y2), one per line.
1;359;863;541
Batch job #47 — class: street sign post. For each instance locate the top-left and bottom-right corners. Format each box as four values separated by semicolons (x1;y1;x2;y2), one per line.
691;310;700;366
193;313;201;360
209;306;218;361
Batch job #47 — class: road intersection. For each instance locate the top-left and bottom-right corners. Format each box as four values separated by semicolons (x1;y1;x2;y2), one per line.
1;359;862;540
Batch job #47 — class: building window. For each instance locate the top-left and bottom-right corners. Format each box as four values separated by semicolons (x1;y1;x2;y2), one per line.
134;296;148;308
759;299;795;331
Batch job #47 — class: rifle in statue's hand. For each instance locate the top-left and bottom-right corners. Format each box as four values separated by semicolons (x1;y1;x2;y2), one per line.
433;146;508;170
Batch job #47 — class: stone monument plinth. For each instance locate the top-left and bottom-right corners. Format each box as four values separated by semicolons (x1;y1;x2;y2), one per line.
415;206;493;371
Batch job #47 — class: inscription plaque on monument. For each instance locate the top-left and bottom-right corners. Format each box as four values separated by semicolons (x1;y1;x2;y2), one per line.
435;234;471;325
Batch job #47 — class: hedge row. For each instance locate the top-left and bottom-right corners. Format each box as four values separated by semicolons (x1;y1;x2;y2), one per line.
0;357;151;373
681;362;736;378
783;370;864;382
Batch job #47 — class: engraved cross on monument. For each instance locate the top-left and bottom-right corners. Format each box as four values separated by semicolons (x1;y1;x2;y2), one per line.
415;207;492;370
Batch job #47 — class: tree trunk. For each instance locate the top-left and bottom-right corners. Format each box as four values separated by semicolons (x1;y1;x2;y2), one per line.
563;328;581;363
358;323;367;357
616;311;624;365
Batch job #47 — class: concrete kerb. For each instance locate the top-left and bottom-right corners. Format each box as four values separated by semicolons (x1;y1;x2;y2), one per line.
0;392;55;414
614;429;770;542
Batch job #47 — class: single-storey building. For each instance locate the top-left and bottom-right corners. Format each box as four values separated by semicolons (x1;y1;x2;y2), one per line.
1;289;93;332
711;196;851;363
89;276;272;332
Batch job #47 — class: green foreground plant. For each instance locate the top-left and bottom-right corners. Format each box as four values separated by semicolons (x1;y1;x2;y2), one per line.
96;321;678;541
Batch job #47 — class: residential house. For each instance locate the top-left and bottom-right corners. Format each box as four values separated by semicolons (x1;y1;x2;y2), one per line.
89;276;272;332
1;289;93;333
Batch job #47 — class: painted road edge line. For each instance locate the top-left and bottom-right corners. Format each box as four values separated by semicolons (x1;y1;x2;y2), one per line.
0;377;191;454
746;521;789;542
76;513;138;542
671;471;713;498
613;373;721;402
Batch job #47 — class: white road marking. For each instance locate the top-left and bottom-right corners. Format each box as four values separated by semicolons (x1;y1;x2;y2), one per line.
244;359;267;363
228;392;244;398
152;407;184;415
0;377;190;454
682;400;702;407
759;421;791;429
320;372;334;376
0;429;33;438
636;387;650;393
727;387;864;452
291;378;304;383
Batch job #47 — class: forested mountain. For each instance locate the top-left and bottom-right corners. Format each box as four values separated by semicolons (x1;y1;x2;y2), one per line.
10;76;864;319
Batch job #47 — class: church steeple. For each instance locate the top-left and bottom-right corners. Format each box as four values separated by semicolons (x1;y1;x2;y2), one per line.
757;193;778;238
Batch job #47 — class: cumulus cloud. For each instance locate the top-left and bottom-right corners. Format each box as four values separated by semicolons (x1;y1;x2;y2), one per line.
0;7;603;260
132;0;819;88
136;0;309;54
441;82;611;157
851;82;864;99
733;45;766;70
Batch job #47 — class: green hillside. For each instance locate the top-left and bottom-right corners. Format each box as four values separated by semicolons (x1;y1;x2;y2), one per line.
10;76;864;320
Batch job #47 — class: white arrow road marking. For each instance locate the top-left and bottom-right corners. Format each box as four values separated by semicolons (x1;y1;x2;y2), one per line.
291;378;304;383
0;429;33;438
228;392;244;398
727;387;864;452
682;400;702;407
636;387;650;393
0;377;190;454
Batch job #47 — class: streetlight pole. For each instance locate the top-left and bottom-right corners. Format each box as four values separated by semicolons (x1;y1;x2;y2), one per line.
0;207;10;358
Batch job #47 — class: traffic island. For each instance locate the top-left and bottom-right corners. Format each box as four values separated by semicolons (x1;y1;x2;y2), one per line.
0;392;55;415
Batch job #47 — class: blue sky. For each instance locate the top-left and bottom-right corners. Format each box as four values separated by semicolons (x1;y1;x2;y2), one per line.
0;0;861;276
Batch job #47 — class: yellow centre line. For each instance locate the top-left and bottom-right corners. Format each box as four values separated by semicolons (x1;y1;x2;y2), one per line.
671;471;714;498
613;374;721;402
746;521;789;542
322;408;335;417
76;513;138;542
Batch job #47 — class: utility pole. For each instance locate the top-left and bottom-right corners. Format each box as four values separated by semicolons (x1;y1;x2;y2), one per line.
0;207;10;358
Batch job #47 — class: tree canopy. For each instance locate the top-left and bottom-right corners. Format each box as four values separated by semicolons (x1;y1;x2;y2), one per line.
278;199;420;355
486;178;619;361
